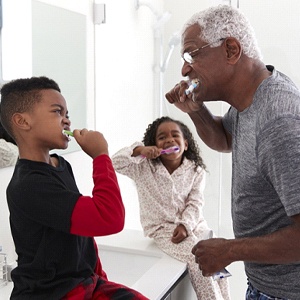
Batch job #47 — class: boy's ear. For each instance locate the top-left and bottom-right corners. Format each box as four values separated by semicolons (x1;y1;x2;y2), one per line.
12;113;31;131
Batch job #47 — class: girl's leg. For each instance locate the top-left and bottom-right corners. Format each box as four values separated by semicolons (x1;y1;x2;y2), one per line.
153;229;231;300
186;255;229;300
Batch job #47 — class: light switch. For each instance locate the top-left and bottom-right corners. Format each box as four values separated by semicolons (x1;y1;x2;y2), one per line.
94;3;106;25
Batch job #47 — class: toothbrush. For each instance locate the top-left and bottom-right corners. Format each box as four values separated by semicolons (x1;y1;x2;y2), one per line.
161;146;180;155
63;130;73;137
140;146;180;158
185;79;200;95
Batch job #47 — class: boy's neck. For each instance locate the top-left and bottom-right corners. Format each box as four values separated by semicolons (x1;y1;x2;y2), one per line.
18;147;58;167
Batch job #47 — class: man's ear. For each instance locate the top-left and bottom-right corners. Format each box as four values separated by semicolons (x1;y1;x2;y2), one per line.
224;37;242;64
12;113;31;131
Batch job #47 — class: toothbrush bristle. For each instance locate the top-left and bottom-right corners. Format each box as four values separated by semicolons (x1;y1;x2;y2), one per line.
185;79;200;95
63;130;73;137
161;146;180;154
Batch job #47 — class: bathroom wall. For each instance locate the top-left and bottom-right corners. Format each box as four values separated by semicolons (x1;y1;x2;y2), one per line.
0;0;167;259
92;0;233;236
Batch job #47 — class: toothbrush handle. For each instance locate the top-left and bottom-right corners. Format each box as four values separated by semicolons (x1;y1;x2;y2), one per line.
63;130;74;137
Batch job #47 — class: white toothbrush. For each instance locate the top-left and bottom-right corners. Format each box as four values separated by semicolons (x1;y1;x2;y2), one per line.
185;79;200;95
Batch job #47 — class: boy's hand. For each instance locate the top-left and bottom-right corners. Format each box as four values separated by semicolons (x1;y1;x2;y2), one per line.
73;129;108;159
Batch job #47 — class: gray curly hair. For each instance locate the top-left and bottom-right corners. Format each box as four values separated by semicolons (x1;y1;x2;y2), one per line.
182;5;262;60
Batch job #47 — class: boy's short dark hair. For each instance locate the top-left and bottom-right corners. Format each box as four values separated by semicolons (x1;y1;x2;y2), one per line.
0;76;61;138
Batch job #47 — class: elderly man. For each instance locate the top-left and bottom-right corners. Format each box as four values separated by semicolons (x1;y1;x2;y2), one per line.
166;4;300;300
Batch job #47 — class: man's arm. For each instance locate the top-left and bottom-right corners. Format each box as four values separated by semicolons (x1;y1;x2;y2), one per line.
192;213;300;276
188;104;232;152
165;82;232;152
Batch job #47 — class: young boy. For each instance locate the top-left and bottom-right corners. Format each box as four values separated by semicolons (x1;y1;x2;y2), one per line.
0;76;148;300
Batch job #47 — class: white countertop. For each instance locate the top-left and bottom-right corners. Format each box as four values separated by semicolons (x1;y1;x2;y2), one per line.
0;229;187;300
0;282;12;300
95;229;187;300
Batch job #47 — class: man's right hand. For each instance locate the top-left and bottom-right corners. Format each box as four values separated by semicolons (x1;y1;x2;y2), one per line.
165;80;202;113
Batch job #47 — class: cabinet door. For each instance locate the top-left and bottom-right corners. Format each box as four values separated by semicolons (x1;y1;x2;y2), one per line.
169;273;197;300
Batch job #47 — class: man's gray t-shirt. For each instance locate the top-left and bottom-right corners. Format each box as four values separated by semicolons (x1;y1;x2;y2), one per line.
223;65;300;299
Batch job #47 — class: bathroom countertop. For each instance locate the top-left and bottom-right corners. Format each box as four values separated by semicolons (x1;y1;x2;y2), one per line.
95;229;188;300
0;230;188;300
0;282;12;300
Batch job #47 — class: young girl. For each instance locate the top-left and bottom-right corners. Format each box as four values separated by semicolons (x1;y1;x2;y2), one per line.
112;116;231;300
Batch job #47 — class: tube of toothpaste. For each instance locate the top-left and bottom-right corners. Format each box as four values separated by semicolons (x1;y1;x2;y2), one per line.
185;79;199;95
205;230;232;280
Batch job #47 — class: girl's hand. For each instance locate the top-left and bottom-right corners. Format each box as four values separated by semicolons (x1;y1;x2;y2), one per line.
172;224;188;244
133;146;162;159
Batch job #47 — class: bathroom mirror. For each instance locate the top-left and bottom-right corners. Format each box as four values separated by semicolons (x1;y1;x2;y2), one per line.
32;0;88;155
0;0;95;167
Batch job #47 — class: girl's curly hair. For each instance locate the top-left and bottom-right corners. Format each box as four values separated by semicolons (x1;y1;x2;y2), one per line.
142;116;206;170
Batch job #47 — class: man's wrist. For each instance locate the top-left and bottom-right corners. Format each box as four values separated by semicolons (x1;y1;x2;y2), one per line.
188;102;206;116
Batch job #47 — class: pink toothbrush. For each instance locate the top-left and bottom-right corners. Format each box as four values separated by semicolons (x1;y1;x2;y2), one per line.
161;146;180;155
140;146;180;158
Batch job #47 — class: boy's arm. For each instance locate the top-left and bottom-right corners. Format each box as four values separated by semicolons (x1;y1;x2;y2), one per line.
70;154;125;237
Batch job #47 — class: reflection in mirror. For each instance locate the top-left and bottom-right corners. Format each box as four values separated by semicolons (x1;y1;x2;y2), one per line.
0;0;91;168
0;119;18;168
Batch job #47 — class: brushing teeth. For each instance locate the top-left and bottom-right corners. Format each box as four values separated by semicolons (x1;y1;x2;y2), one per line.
161;146;180;154
63;130;73;137
140;146;180;158
185;79;200;95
